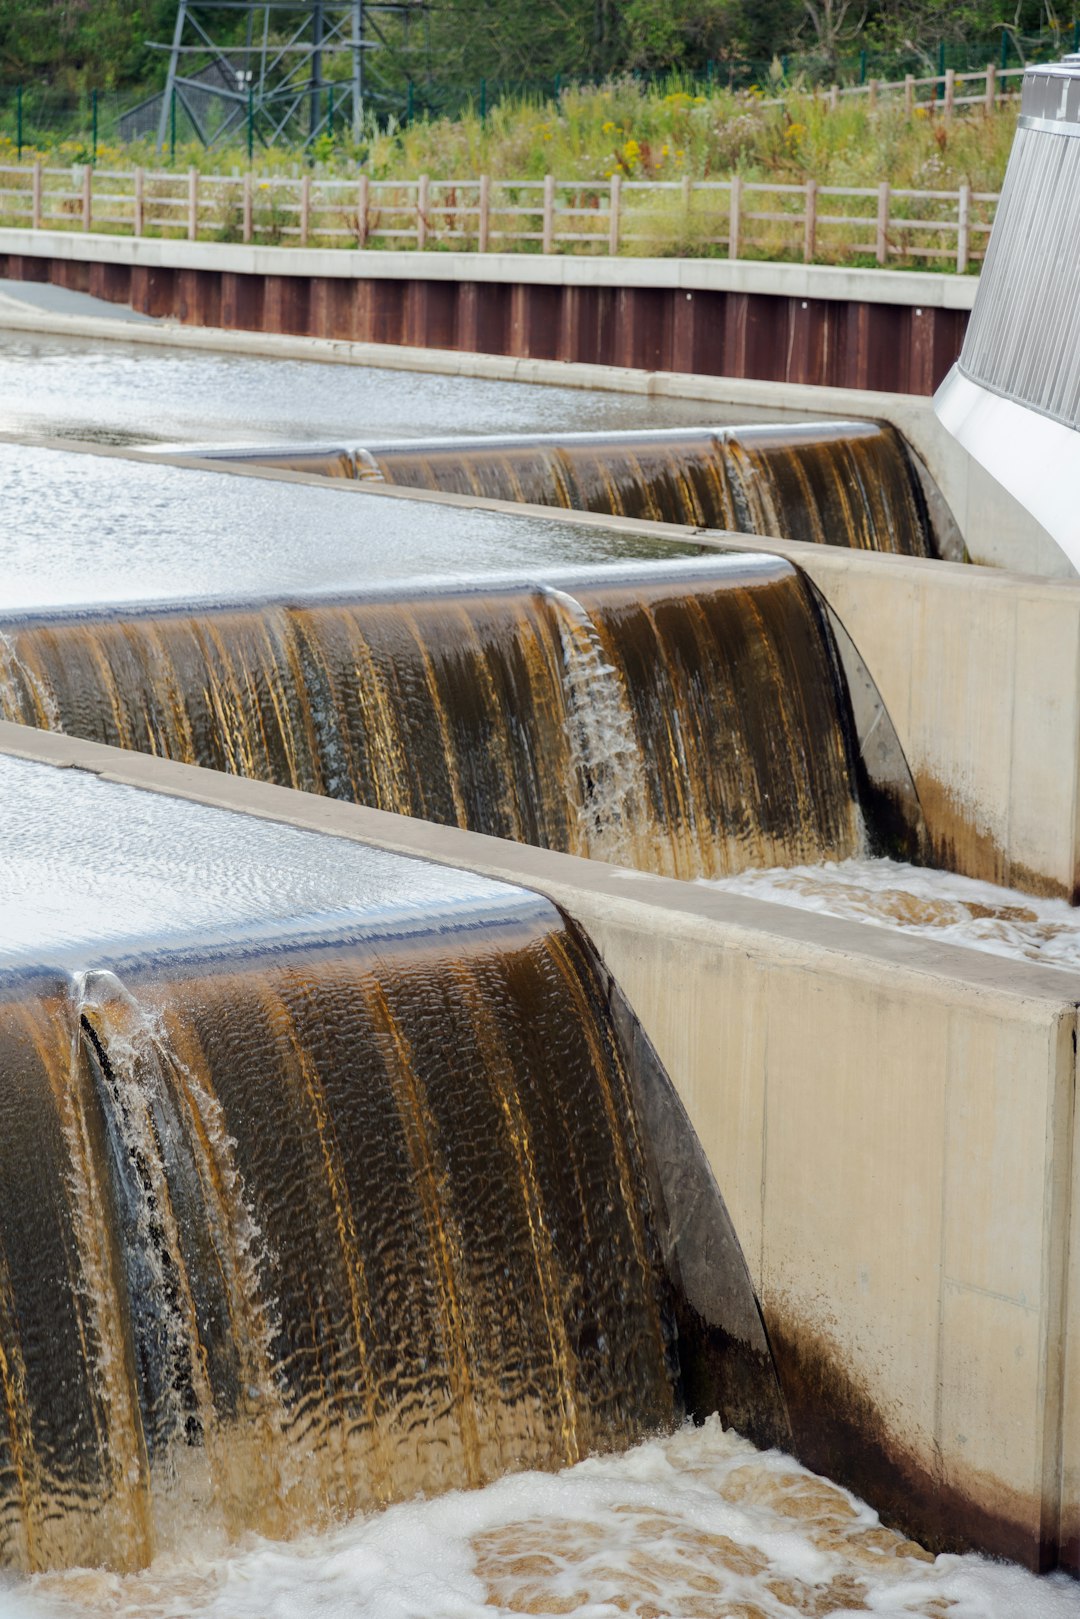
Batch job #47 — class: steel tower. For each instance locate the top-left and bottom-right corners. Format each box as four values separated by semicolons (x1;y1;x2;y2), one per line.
147;0;419;150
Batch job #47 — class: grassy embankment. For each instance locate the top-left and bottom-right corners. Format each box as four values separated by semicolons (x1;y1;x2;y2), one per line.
0;78;1017;262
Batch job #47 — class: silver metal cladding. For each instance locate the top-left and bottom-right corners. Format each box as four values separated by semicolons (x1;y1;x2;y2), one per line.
934;54;1080;567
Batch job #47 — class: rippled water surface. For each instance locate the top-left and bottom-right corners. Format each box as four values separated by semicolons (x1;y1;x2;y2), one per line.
0;328;758;447
0;753;517;964
706;857;1080;970
0;442;702;611
15;1420;1076;1619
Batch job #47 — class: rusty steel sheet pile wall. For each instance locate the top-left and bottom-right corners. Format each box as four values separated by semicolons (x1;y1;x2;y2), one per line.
0;242;970;396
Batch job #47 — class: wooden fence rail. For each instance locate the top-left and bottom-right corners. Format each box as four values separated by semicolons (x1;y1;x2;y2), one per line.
0;163;999;271
756;60;1026;113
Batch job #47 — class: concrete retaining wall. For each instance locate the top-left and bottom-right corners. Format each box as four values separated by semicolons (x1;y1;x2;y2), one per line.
788;547;1080;900
2;720;1073;1573
0;228;973;396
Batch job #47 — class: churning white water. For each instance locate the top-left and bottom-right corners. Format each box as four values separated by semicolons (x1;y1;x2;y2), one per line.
14;1419;1076;1619
704;857;1080;972
542;584;651;868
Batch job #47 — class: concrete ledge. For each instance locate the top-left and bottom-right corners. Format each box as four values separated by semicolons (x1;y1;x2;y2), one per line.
0;229;979;307
0;719;1074;1572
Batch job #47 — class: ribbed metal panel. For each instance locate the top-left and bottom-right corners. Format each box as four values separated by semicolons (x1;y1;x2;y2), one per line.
959;65;1080;431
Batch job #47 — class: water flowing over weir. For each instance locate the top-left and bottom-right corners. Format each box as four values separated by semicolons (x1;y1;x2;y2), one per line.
0;758;789;1573
193;423;960;558
0;556;922;878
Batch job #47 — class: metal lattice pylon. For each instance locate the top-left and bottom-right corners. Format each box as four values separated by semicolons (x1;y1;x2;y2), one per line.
148;0;418;150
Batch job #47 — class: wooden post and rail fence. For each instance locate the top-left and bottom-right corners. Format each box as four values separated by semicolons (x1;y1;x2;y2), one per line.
0;162;997;273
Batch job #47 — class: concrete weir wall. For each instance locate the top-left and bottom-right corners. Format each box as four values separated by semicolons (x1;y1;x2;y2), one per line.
791;548;1080;899
347;486;1080;899
114;450;1080;902
0;292;1053;574
0;229;975;395
2;721;1075;1573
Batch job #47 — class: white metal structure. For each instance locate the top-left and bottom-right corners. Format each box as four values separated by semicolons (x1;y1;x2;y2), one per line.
935;55;1080;569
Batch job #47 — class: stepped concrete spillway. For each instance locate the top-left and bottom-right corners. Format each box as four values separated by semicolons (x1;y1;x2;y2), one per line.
0;308;1056;572
2;723;1075;1581
188;420;958;558
0;552;922;880
0;241;1077;1603
0;745;785;1572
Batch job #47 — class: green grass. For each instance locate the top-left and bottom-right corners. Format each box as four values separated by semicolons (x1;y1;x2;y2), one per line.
0;77;1017;265
2;77;1016;188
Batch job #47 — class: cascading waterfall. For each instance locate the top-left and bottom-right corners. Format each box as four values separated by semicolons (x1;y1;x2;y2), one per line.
0;556;920;878
372;424;955;556
192;423;959;558
0;886;785;1574
539;584;651;868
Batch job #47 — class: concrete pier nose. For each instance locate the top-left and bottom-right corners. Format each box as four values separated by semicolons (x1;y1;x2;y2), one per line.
935;55;1080;566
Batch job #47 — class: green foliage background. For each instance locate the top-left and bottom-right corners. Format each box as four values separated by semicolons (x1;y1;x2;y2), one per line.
0;0;1070;99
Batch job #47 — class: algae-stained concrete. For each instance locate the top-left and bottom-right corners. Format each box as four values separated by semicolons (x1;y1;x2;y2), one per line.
2;721;1075;1573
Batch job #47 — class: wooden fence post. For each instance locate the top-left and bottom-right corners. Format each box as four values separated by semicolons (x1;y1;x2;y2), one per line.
944;67;955;118
134;166;144;236
542;171;555;253
608;171;622;254
869;78;879;110
829;83;839;112
876;180;890;265
729;174;742;259
985;63;997;113
357;174;369;247
478;173;490;251
82;164;92;231
905;74;915;118
803;178;817;262
187;166;198;240
956;180;971;274
300;173;311;245
31;160;42;230
417;173;429;249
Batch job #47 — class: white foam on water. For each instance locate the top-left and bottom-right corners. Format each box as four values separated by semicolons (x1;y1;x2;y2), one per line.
14;1419;1076;1618
703;857;1080;971
542;585;650;867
